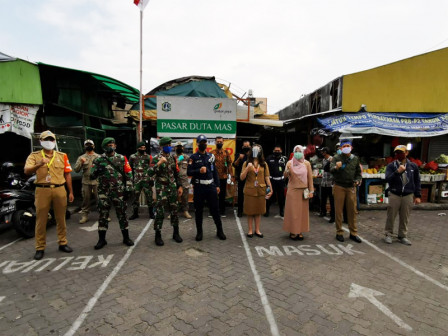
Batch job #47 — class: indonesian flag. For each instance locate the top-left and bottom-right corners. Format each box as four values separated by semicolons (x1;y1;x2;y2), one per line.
134;0;149;11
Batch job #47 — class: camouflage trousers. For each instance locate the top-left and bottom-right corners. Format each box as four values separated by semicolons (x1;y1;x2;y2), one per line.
154;185;179;231
132;180;154;211
97;190;128;231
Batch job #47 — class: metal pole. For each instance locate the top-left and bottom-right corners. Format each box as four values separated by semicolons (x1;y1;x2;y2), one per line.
139;9;143;142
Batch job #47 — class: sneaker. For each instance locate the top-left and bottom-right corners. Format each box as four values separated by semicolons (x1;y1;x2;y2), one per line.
384;236;393;244
399;237;412;245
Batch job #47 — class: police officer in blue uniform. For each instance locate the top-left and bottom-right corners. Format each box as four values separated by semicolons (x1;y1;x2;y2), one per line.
187;135;227;241
265;145;287;217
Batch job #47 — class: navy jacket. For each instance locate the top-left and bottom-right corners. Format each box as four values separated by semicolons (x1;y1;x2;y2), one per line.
187;151;219;186
385;159;421;198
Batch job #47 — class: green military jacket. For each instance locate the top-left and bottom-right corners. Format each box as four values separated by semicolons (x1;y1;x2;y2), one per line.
90;153;133;193
129;152;152;184
330;153;362;188
149;151;181;189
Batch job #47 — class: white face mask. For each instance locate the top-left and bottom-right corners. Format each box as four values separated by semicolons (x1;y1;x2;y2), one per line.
341;147;352;154
252;147;260;157
41;140;56;150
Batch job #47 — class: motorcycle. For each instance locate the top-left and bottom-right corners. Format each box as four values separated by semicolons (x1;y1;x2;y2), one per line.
0;175;36;238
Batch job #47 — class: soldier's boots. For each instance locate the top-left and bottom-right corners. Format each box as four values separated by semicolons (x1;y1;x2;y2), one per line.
216;223;227;240
79;215;89;224
149;208;155;219
122;229;134;246
94;231;107;250
155;230;164;246
183;211;192;219
129;209;139;220
195;224;203;241
172;226;183;243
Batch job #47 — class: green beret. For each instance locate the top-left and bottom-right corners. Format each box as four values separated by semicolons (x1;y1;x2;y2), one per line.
102;137;115;148
159;137;172;146
136;141;146;148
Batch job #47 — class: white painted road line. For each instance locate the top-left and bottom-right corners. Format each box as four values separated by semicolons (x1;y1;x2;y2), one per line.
80;221;98;232
64;220;153;336
342;227;448;292
0;296;4;303
234;210;280;336
349;283;412;331
0;238;22;251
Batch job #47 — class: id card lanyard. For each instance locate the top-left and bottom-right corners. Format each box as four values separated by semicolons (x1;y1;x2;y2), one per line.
254;165;260;186
41;150;55;182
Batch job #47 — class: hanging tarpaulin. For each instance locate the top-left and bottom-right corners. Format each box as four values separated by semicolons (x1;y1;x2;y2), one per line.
318;112;448;137
0;104;39;139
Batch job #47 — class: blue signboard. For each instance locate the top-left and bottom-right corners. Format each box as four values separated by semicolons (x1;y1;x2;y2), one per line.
317;112;448;137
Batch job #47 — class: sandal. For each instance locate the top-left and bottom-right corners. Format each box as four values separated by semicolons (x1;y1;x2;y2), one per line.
297;234;304;241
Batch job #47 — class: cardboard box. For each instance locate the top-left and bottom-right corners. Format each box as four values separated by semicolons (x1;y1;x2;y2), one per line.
369;185;384;195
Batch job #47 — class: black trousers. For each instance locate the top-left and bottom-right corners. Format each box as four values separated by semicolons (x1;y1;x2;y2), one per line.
320;186;335;218
237;180;245;215
266;179;285;215
194;184;222;228
218;178;227;215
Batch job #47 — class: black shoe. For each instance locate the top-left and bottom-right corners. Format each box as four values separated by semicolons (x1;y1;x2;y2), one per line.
350;234;362;243
122;229;135;246
149;208;155;219
279;211;284;217
95;231;107;250
59;245;73;253
255;232;264;238
263;212;269;217
129;209;139;220
155;230;164;246
34;250;44;260
195;232;203;241
217;230;227;240
173;226;183;243
247;233;253;238
328;218;335;224
237;212;243;218
336;235;344;242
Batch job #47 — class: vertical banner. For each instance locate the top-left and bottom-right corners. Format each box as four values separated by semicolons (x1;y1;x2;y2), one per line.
0;104;39;139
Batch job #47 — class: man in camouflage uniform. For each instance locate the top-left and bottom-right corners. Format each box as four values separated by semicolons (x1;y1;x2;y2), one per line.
129;141;155;220
74;139;100;224
90;137;134;249
149;137;183;246
173;141;192;219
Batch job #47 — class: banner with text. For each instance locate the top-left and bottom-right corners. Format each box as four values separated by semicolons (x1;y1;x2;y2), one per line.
157;96;237;138
0;104;39;139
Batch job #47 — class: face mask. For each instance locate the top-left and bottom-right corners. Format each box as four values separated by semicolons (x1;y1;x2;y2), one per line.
252;147;260;157
294;152;303;160
337;149;342;155
341;147;352;154
198;143;207;151
175;148;183;155
138;149;145;155
41;141;56;150
273;151;281;157
216;143;223;149
242;147;250;153
105;146;115;154
85;146;94;152
162;146;172;154
395;152;406;161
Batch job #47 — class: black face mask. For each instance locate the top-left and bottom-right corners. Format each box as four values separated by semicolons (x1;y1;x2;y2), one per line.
198;143;207;151
242;147;250;153
138;149;145;155
216;143;223;149
273;151;281;157
105;147;115;154
85;146;94;152
176;148;183;155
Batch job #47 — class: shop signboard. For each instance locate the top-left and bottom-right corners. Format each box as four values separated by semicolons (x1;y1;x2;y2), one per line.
156;96;237;138
0;103;39;139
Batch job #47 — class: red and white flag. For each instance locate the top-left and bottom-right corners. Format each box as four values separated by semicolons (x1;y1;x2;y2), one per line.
134;0;149;11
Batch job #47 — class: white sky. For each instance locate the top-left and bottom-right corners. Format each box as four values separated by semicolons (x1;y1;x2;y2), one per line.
2;0;448;114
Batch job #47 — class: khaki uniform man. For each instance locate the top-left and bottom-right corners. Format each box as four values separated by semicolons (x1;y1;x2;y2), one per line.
24;130;74;260
74;139;100;224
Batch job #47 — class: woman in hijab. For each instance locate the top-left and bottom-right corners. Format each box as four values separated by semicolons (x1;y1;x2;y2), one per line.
240;144;273;238
283;145;314;240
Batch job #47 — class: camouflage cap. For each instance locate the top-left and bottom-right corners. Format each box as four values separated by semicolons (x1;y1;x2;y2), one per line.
101;137;115;148
40;130;56;140
159;137;172;146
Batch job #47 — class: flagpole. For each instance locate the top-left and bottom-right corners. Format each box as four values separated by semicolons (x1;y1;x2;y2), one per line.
139;9;143;142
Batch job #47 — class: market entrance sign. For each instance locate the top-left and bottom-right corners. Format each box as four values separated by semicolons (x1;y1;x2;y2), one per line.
156;96;237;138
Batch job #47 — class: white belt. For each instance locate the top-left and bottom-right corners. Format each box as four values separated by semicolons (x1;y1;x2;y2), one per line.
199;179;214;185
271;176;284;180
